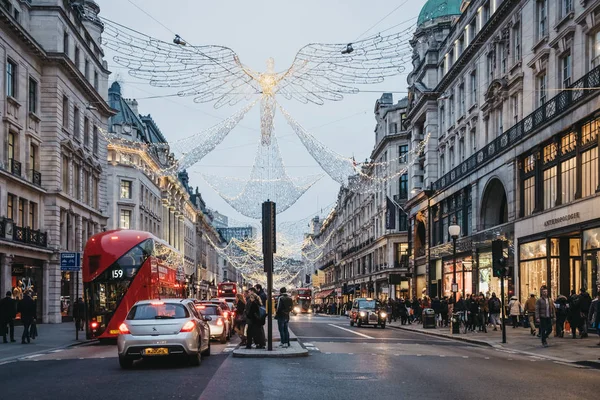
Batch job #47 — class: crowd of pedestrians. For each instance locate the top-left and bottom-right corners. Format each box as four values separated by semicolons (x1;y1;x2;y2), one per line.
231;283;294;350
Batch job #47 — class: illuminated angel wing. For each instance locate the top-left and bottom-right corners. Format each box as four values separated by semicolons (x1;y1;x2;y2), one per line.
101;19;259;108
276;26;415;105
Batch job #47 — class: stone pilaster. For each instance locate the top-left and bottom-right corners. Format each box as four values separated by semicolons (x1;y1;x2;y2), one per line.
44;259;62;324
0;254;14;296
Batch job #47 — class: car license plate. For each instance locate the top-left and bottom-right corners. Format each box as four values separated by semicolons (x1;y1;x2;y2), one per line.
144;347;168;356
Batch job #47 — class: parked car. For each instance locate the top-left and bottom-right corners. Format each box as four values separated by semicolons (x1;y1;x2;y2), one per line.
117;298;211;369
349;298;387;328
195;303;230;343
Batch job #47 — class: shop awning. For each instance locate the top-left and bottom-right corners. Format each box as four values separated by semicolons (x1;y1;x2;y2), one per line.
315;289;334;299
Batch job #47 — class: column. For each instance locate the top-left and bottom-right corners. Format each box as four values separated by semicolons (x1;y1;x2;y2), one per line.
0;254;13;297
44;259;62;323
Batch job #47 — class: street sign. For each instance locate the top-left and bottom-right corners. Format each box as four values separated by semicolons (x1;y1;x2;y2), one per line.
60;252;81;271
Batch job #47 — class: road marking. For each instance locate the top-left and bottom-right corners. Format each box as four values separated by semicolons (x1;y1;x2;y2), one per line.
462;356;469;359
328;324;374;339
484;357;490;360
303;343;314;346
22;354;43;360
0;361;14;366
347;353;354;355
50;349;64;353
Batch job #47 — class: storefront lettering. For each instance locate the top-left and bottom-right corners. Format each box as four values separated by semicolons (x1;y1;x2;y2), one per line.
544;212;580;227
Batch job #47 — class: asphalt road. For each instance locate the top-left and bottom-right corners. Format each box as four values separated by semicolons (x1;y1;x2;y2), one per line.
0;314;598;400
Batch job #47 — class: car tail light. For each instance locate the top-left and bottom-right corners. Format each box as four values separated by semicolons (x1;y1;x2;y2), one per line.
118;323;130;334
216;318;223;326
90;321;99;329
180;320;196;332
223;311;229;319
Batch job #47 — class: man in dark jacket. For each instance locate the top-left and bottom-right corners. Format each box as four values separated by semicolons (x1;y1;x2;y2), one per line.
0;291;17;343
275;287;293;348
253;285;267;346
579;288;592;338
18;291;36;344
488;293;501;331
568;290;582;338
73;297;85;332
255;284;267;305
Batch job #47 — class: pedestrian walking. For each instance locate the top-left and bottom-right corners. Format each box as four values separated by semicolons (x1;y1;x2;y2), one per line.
275;287;293;348
508;296;522;328
555;295;568;338
568;290;582;338
477;293;488;333
0;291;17;343
440;297;449;327
588;293;600;346
524;293;537;336
535;287;556;347
73;297;85;332
234;293;247;345
244;292;265;349
579;288;592;338
488;293;502;331
18;291;36;344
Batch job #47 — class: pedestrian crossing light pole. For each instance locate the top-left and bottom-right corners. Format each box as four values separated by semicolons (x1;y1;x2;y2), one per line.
262;201;276;351
492;239;508;344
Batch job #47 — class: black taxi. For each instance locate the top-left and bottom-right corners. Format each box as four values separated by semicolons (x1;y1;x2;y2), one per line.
349;298;387;328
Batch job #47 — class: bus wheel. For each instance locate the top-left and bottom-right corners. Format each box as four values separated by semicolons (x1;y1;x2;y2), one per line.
119;355;133;369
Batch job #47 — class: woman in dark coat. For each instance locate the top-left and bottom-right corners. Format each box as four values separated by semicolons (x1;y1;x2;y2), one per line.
244;293;265;349
234;293;246;345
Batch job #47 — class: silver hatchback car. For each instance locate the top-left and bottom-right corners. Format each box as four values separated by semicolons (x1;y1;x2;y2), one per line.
117;299;211;369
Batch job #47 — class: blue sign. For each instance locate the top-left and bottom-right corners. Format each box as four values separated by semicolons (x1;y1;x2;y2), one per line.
60;252;81;271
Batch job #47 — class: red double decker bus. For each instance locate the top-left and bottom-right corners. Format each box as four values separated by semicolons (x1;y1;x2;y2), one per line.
292;288;312;313
83;229;185;339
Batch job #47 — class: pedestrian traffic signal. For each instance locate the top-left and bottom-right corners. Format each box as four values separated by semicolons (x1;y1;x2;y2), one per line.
492;239;507;277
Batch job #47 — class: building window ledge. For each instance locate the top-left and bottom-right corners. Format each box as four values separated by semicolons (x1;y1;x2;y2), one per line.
28;111;41;123
531;36;549;53
6;95;21;108
554;11;574;33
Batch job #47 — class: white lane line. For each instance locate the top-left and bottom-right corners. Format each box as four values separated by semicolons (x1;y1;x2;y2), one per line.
0;361;15;365
484;357;490;360
328;324;374;339
303;343;314;346
462;356;469;359
22;354;43;359
50;349;64;353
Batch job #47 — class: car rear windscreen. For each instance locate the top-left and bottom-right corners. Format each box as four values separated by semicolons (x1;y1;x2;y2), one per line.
196;305;220;315
126;303;189;320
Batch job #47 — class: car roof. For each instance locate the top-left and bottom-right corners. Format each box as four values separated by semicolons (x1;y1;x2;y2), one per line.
134;298;193;306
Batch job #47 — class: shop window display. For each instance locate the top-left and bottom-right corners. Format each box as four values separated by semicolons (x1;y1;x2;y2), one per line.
443;257;473;298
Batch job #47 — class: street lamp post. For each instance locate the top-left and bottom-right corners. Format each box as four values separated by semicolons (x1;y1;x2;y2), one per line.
448;224;461;304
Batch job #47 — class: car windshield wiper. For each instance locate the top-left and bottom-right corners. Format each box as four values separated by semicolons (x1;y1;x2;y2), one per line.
154;316;175;319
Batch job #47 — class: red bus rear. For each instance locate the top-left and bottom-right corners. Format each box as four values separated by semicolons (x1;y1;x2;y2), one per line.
83;229;185;339
217;282;238;300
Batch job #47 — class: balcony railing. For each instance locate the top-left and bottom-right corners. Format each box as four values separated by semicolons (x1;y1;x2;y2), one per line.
433;65;600;192
29;169;42;187
0;217;48;247
9;158;21;177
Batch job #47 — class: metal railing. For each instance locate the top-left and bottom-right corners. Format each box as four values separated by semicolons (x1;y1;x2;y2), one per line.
0;217;48;247
433;65;600;192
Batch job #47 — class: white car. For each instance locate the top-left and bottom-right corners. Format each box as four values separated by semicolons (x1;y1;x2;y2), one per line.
195;303;230;343
117;299;211;369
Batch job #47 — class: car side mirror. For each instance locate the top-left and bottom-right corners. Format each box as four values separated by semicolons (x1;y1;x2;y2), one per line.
203;316;212;322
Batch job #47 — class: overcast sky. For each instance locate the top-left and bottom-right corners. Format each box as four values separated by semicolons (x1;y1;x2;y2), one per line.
98;0;426;226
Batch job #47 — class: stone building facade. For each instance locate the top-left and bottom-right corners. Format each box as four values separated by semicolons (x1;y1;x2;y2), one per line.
1;0;111;323
405;0;600;302
310;94;411;304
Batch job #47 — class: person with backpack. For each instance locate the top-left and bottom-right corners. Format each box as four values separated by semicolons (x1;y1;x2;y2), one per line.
488;293;502;331
275;287;293;348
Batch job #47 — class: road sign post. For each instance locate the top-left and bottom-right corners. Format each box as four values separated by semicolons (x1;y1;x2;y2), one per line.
60;252;82;340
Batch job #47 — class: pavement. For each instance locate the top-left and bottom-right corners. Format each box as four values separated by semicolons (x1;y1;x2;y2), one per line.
0;314;598;400
0;322;93;364
232;321;306;357
312;313;600;367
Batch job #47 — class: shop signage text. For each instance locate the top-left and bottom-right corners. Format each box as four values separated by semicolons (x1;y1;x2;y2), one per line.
544;212;580;227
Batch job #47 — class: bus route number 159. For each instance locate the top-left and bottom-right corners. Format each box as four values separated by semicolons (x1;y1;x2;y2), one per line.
112;269;124;279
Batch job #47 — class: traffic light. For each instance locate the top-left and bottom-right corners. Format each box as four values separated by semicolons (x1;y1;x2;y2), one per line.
492;239;507;277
